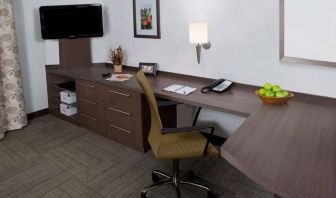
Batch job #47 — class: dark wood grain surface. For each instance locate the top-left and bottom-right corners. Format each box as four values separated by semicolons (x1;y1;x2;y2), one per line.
59;38;92;67
222;94;336;198
46;64;261;116
46;63;336;198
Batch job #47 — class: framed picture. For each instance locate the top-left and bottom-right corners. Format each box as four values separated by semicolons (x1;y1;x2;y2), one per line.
133;0;161;39
139;62;158;76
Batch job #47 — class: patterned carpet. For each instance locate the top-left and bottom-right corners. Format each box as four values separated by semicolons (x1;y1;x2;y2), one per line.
0;115;273;198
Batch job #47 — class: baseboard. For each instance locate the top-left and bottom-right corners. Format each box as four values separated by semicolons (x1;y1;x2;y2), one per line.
27;109;49;121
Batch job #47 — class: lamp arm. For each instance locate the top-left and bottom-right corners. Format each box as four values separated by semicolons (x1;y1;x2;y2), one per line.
196;44;201;64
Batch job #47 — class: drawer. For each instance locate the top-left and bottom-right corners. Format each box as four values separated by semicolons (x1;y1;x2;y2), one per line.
104;86;141;113
76;79;103;100
106;107;142;135
78;97;101;118
79;112;105;136
106;122;143;151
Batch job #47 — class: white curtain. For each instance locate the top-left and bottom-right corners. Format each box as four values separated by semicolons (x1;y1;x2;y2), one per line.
0;0;27;139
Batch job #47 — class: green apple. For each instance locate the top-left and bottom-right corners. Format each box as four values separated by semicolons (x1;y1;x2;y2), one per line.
282;91;289;97
264;83;272;91
275;92;284;98
265;90;275;97
258;88;266;96
272;85;282;92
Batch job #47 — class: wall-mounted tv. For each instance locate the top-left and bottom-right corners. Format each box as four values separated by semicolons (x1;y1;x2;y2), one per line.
40;4;103;39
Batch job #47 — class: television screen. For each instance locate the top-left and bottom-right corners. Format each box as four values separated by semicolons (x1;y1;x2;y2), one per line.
40;4;103;39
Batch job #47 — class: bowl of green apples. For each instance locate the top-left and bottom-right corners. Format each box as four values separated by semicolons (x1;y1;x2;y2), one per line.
255;83;294;105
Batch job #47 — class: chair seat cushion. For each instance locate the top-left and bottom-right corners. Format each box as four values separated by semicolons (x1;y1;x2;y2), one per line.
156;131;218;160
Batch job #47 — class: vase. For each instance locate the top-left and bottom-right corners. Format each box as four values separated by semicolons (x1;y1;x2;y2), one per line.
114;64;122;73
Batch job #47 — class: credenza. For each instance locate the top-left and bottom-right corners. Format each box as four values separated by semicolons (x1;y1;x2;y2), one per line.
46;64;176;152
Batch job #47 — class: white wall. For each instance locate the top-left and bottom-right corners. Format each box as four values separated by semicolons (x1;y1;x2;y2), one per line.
12;0;107;113
12;0;336;136
106;0;336;98
105;0;336;137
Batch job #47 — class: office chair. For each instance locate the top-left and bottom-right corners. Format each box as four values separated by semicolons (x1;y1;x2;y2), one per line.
136;71;218;198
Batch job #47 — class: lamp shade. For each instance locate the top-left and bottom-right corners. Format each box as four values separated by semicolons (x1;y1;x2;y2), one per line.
189;22;208;44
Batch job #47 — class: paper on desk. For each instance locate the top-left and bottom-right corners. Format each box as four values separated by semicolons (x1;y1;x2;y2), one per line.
175;86;197;95
163;84;197;95
106;74;133;82
163;84;184;92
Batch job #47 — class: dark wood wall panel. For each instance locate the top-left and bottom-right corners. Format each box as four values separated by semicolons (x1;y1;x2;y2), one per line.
59;38;92;67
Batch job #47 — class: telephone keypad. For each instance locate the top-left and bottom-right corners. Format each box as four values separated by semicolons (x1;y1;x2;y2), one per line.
213;81;232;92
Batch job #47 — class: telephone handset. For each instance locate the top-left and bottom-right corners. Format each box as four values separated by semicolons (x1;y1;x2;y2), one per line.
201;79;233;93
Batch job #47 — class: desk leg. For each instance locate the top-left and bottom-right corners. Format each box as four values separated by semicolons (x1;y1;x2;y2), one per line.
192;107;202;126
274;194;282;198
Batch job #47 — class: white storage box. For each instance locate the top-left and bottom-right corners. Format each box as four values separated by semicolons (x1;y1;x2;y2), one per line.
60;90;77;104
60;103;77;116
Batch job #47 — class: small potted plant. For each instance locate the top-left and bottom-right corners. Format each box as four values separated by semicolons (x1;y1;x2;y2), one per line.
110;46;123;73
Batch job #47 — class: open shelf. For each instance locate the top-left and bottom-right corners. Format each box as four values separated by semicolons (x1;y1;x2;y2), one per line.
48;98;79;126
49;107;78;125
49;96;77;108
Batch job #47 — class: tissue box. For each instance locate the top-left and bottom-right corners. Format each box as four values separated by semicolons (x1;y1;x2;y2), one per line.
60;103;77;116
60;90;76;104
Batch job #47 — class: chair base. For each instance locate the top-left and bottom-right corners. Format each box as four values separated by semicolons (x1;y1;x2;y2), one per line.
141;160;215;198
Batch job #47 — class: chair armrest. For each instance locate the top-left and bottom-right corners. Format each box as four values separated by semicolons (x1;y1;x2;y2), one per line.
162;126;215;156
161;126;214;134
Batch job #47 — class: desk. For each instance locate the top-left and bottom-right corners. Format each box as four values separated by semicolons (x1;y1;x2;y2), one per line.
46;63;336;198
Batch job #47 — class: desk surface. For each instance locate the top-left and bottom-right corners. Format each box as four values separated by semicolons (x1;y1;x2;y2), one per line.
46;64;336;198
46;64;260;116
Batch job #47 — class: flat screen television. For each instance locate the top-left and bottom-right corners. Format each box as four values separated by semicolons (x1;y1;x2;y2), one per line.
40;4;103;39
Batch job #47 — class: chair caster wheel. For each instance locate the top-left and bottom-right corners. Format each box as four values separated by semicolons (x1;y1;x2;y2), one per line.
141;192;147;198
151;172;160;182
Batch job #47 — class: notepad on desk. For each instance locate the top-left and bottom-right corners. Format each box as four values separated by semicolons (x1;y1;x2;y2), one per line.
106;74;133;82
163;84;197;95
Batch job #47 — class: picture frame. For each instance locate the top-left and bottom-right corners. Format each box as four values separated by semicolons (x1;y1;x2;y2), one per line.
139;62;158;76
133;0;161;39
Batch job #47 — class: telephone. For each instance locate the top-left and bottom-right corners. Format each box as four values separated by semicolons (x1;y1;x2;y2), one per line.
201;79;233;93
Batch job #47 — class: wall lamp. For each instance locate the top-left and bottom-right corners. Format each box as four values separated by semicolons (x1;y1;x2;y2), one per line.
189;22;211;64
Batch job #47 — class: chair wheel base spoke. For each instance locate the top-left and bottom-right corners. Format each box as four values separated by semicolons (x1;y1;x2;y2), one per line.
143;161;214;198
151;173;161;182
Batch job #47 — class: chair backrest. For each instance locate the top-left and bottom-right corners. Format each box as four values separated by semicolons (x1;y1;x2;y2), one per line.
136;71;163;156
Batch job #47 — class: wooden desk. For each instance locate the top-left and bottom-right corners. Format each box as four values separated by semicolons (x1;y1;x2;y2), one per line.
46;64;260;116
46;63;336;198
222;94;336;198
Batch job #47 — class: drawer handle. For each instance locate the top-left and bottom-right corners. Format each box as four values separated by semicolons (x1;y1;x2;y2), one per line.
79;83;95;89
109;124;133;134
108;107;131;116
108;90;131;97
80;98;97;105
79;113;97;121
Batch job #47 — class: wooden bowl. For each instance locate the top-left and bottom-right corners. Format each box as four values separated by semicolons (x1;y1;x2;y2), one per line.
255;90;294;105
